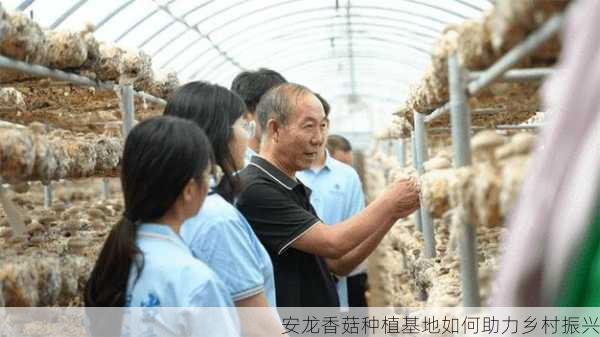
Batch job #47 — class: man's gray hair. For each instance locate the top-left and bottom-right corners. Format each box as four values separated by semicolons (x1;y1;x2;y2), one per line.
255;83;314;131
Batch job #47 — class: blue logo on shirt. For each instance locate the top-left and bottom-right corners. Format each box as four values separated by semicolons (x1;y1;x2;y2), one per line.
141;293;161;307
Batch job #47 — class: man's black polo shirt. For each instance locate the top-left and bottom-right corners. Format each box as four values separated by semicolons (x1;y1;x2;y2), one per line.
236;156;340;307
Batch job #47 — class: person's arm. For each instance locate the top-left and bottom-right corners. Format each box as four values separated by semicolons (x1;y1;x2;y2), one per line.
291;178;419;263
184;217;267;303
325;218;395;276
185;272;241;337
324;174;387;276
236;293;288;337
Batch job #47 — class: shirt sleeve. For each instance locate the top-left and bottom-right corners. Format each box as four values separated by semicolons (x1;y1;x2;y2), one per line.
198;218;267;302
185;276;241;337
236;182;321;255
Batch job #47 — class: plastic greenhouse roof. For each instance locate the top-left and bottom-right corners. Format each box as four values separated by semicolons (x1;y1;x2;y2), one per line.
1;0;492;137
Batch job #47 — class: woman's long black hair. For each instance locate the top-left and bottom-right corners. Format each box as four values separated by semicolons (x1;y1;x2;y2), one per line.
164;81;246;203
84;116;213;307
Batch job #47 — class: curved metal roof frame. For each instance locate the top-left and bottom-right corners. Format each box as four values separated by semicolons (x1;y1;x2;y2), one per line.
153;11;440;65
186;28;432;79
284;62;422;78
9;0;493;132
196;37;426;78
204;45;427;84
16;0;35;11
236;38;429;73
209;68;416;93
196;1;468;37
296;79;410;94
287;66;419;85
191;37;428;81
281;55;421;73
95;0;136;31
156;5;447;70
197;7;443;48
318;90;404;108
50;0;87;29
205;53;424;85
175;22;432;70
114;0;177;42
136;0;466;63
153;1;244;70
185;21;435;72
316;87;407;100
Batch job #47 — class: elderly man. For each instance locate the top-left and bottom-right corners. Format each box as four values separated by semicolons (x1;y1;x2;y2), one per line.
236;83;420;307
231;68;287;165
296;95;367;309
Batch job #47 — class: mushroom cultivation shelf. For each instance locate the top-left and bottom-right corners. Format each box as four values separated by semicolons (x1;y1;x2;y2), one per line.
366;0;571;308
0;3;174;308
0;178;122;306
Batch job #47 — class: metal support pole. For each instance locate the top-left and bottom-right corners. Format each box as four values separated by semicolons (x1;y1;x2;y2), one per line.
468;15;563;95
449;53;480;307
411;134;423;233
134;91;167;106
121;84;135;137
396;139;406;167
414;113;436;258
423;103;450;124
102;85;134;201
0;54;166;107
0;54;113;90
468;67;553;83
43;183;52;209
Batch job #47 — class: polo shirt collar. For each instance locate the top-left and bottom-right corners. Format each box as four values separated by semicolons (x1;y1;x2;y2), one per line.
306;150;333;175
138;223;189;252
323;150;335;171
250;156;299;190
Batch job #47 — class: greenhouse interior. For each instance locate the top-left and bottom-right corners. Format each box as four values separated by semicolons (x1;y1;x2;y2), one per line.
0;0;599;336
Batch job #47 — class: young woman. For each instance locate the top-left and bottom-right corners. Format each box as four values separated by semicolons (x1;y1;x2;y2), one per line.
85;116;238;336
164;82;283;335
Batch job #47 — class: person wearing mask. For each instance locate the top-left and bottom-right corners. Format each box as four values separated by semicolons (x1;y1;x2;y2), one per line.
164;82;284;336
296;95;367;309
237;83;420;307
230;68;287;165
85;116;238;336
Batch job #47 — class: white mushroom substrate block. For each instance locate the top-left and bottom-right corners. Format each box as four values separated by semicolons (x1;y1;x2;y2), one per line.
0;122;122;182
404;0;567;116
0;87;26;111
0;180;124;306
0;5;176;98
367;129;535;307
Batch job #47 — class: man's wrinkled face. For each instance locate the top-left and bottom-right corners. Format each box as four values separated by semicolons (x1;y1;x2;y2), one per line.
276;93;327;171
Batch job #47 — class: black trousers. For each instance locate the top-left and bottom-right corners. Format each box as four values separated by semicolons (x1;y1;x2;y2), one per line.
347;273;368;307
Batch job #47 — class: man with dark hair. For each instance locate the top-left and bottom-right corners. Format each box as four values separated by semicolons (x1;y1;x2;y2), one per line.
314;93;330;116
236;83;420;307
327;134;353;166
231;68;287;165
